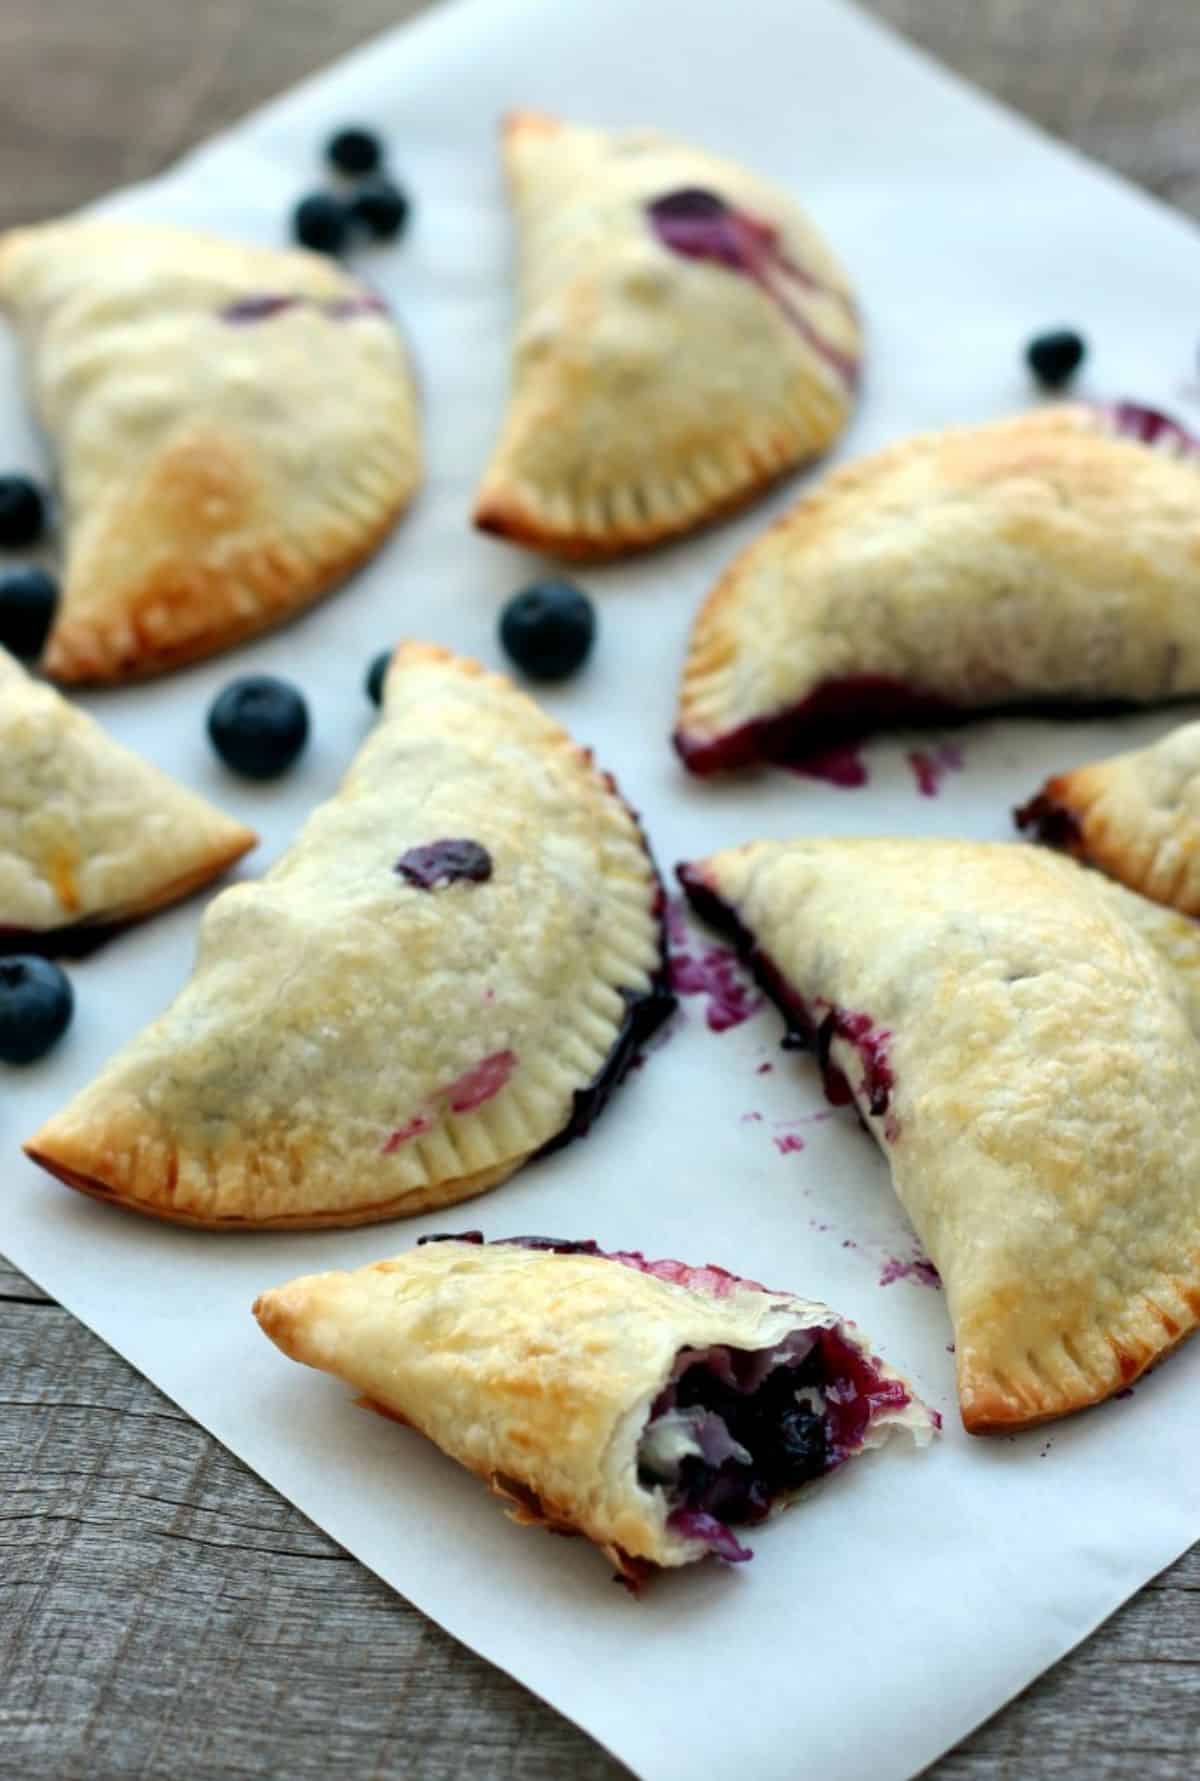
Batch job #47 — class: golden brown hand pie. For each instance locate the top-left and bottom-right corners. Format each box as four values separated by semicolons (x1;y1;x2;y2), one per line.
0;218;421;682
472;112;861;559
675;405;1200;774
1017;718;1200;916
25;644;672;1227
0;648;253;950
254;1234;934;1583
679;836;1200;1433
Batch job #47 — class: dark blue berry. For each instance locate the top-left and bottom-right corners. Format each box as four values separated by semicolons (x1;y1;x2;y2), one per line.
0;566;58;658
1026;329;1086;389
349;177;411;242
327;127;383;177
293;193;350;256
0;956;73;1064
767;1406;828;1485
365;649;391;706
208;676;309;779
499;581;596;681
0;476;46;549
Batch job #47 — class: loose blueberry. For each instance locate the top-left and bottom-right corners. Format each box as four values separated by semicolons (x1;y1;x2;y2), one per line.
0;956;73;1065
292;193;350;256
365;649;391;706
348;176;411;242
0;566;58;658
499;581;596;681
0;475;46;549
208;675;310;779
327;126;383;177
1026;328;1086;390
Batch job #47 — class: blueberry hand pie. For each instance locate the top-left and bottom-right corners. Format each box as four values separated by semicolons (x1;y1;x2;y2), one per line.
25;644;672;1227
675;406;1200;774
679;837;1200;1431
253;1234;933;1582
0;648;254;952
1017;719;1200;916
0;219;421;682
472;112;861;559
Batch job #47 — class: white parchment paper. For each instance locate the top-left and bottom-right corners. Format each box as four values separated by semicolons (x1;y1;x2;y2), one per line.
4;2;1200;1776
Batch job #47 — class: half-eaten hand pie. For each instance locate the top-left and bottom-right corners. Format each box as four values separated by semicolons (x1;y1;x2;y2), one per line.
25;643;672;1227
0;218;421;682
1017;718;1200;916
0;648;254;952
472;112;861;559
675;405;1200;774
679;836;1200;1432
253;1233;934;1583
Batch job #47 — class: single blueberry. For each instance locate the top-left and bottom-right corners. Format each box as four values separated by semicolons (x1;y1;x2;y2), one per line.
1026;328;1086;390
349;177;411;242
327;126;383;177
0;566;58;658
293;193;350;256
0;475;46;550
207;675;310;780
768;1406;829;1485
0;956;73;1064
365;649;392;706
499;581;596;681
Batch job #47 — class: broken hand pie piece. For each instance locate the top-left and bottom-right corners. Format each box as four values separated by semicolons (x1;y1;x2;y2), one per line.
679;837;1200;1432
0;218;421;682
0;648;253;951
253;1234;933;1583
1017;718;1200;917
473;112;861;559
25;644;672;1227
675;405;1200;774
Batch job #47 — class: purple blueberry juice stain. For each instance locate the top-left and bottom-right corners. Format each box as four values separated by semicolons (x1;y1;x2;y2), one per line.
786;741;869;789
665;896;764;1033
1098;399;1200;456
219;293;302;323
218;289;388;325
645;188;860;387
442;1049;517;1113
878;1253;941;1290
395;838;493;890
381;1113;432;1154
756;1061;773;1075
906;741;965;798
740;1111;764;1125
774;1133;805;1155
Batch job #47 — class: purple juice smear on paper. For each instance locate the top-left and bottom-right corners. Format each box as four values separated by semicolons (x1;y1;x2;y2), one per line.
787;741;869;789
665;897;764;1032
906;741;965;798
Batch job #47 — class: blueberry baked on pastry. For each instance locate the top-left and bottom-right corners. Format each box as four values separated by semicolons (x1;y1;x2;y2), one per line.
1017;718;1200;917
0;219;420;682
679;837;1200;1432
674;405;1200;775
0;648;253;953
472;112;861;559
25;644;672;1226
253;1235;934;1582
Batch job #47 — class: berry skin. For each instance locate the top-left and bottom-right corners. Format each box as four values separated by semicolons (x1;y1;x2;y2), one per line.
349;177;411;242
1026;329;1086;389
292;193;350;256
365;650;392;706
208;676;310;780
499;581;596;682
327;127;383;177
0;566;58;658
0;956;73;1065
0;475;46;549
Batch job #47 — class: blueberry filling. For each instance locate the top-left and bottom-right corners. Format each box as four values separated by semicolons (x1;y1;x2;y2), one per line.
677;864;895;1127
395;838;493;890
646;187;859;388
417;1233;912;1561
217;290;387;324
1013;791;1083;851
1099;400;1200;455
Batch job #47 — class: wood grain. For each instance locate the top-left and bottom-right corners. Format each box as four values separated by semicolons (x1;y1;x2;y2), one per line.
3;2;1200;1777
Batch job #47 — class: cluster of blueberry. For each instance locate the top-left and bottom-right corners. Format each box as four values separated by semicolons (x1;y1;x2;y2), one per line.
0;474;57;658
292;127;412;257
662;1352;830;1524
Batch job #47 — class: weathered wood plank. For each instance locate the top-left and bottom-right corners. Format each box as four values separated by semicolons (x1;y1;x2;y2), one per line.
3;1;1200;1775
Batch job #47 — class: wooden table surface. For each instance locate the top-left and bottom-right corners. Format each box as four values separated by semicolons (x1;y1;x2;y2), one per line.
3;2;1200;1776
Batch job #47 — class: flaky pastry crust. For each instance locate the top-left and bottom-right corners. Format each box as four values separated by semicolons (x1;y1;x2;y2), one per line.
680;837;1200;1432
473;112;860;559
0;219;421;681
25;645;669;1227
